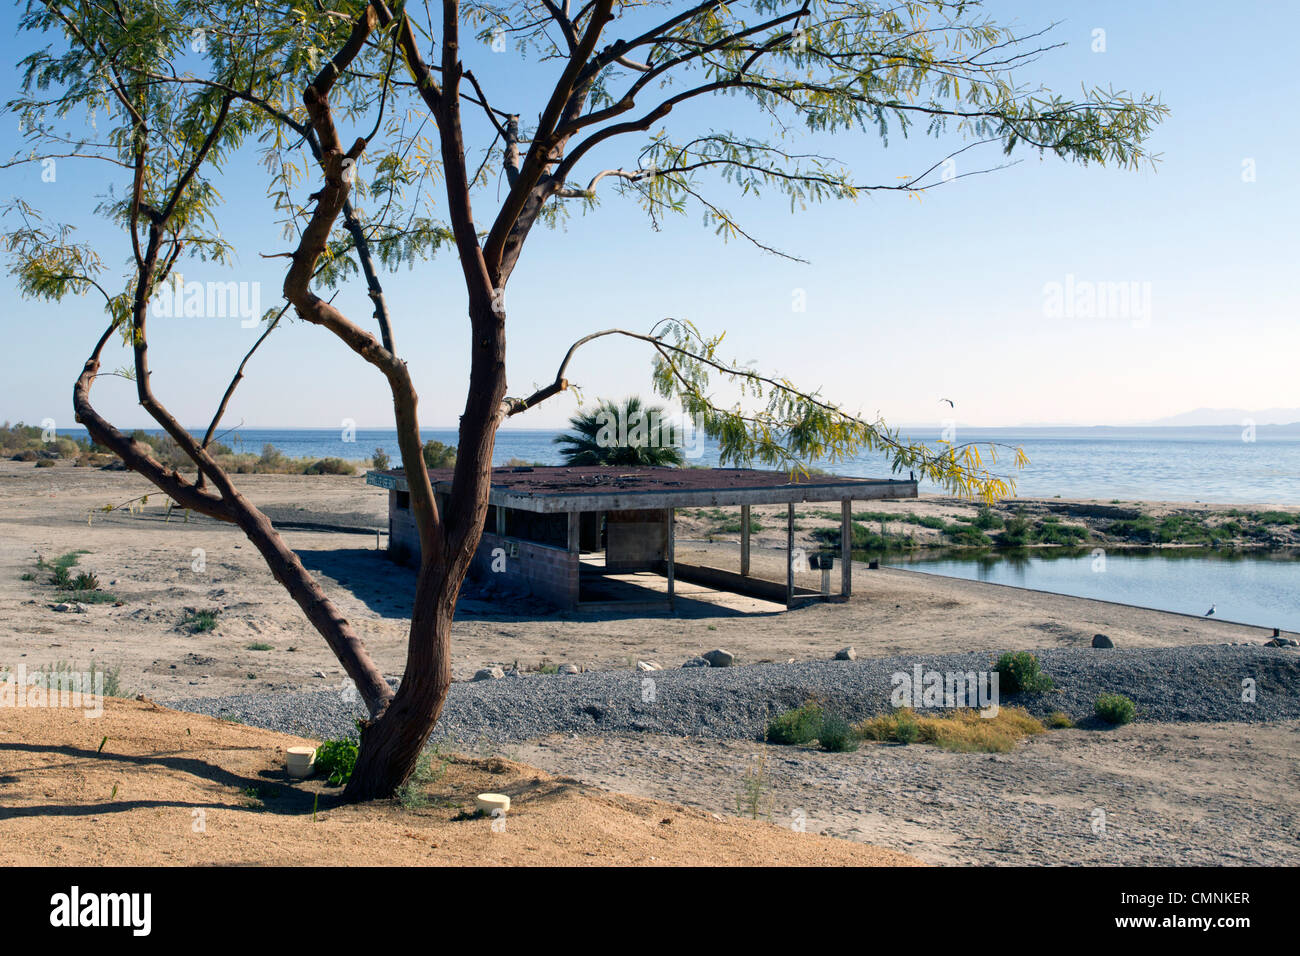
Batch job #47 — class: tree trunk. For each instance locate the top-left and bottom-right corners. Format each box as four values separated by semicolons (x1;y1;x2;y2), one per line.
343;561;455;800
343;291;505;800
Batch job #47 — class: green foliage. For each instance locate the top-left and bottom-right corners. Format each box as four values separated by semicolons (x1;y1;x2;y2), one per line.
1094;693;1136;725
766;700;824;745
372;448;390;471
972;507;1004;530
315;738;360;787
72;571;99;591
182;609;219;633
555;397;685;467
994;652;1055;694
818;713;859;752
422;440;457;470
813;521;915;552
997;513;1034;547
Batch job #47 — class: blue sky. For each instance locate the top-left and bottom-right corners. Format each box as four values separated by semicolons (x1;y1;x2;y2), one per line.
1;0;1297;433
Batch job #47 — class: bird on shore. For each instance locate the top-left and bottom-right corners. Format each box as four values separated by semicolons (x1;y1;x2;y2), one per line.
1205;604;1216;617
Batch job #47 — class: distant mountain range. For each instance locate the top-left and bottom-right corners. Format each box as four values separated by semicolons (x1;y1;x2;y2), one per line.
1143;408;1300;427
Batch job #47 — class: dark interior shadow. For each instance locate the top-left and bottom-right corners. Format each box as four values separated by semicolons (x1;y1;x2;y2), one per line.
295;546;789;622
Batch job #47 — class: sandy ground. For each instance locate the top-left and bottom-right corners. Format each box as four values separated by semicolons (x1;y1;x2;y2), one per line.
0;462;1286;698
0;697;918;866
3;463;1296;867
510;721;1300;866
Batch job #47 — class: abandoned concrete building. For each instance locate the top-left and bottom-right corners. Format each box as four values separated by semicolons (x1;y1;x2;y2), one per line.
367;465;918;611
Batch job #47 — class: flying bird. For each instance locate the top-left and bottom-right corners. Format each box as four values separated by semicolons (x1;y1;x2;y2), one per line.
940;398;955;408
1205;604;1216;617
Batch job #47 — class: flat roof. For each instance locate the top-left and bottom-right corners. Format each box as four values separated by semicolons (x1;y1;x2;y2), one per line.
367;465;917;513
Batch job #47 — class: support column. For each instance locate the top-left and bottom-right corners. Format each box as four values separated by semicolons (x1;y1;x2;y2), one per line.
786;502;795;609
740;504;751;576
841;497;852;599
666;508;676;610
496;504;506;536
567;511;579;552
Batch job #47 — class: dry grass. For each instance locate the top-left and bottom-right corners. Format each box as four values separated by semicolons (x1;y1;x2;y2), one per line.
855;707;1046;753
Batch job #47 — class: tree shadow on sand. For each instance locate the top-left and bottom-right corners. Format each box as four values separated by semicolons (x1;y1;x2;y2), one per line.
0;741;344;819
296;547;779;621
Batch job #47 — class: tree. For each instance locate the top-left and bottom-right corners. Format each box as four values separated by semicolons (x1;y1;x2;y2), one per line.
3;0;1165;799
555;396;685;466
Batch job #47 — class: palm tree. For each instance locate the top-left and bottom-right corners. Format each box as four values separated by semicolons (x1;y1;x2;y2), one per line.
554;397;685;466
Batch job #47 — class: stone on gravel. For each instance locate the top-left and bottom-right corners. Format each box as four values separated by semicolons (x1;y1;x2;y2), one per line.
1092;633;1114;648
834;646;856;661
637;661;662;671
682;657;710;668
557;663;580;675
702;649;734;668
472;666;505;681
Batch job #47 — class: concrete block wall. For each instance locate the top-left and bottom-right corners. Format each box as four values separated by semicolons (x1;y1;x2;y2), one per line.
605;509;668;571
472;531;579;608
388;489;420;559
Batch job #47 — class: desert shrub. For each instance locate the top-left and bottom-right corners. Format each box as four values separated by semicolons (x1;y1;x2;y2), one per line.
856;707;920;744
972;506;1004;530
997;513;1034;547
944;523;992;547
372;447;390;471
29;660;125;698
1046;711;1074;728
182;609;219;633
303;457;355;475
1094;693;1136;725
72;571;99;591
49;565;73;588
857;707;1043;752
994;651;1055;694
257;443;287;470
766;700;824;745
818;713;858;752
315;738;359;786
916;707;1044;752
1035;518;1089;545
422;439;457;469
34;458;55;468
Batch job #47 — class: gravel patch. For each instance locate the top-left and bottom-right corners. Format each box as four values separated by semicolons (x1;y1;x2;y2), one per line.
165;644;1300;746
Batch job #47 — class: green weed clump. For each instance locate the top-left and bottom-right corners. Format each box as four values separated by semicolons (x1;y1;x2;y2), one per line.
315;738;360;786
994;651;1055;694
1094;693;1136;725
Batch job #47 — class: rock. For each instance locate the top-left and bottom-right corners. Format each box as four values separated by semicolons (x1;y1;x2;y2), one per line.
682;657;710;668
472;666;505;681
637;660;662;671
834;646;856;661
701;648;734;668
557;663;581;675
1092;633;1114;648
72;603;87;614
314;670;328;678
52;603;72;613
